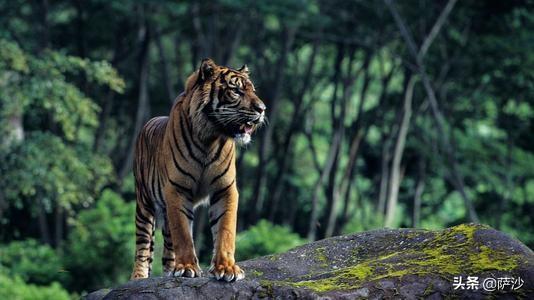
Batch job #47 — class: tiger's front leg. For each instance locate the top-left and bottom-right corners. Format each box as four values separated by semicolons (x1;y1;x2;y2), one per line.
164;187;201;278
208;181;245;281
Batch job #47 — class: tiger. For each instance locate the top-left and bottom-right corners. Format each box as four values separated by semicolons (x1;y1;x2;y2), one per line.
130;58;266;282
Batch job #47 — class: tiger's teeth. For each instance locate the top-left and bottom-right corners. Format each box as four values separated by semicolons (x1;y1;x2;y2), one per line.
246;122;253;126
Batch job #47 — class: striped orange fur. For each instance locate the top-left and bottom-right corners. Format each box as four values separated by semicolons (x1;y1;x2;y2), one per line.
130;59;265;282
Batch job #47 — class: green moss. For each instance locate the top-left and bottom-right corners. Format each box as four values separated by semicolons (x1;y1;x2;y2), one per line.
268;254;280;261
249;269;264;277
314;247;328;268
259;280;274;298
423;282;434;297
471;245;518;271
284;224;522;293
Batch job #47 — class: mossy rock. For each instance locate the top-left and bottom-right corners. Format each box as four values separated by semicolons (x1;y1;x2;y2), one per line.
85;224;534;299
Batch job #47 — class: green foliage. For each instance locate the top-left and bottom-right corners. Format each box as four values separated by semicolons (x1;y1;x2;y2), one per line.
0;132;113;212
236;220;306;261
0;273;71;300
63;189;135;292
0;39;124;142
0;239;67;286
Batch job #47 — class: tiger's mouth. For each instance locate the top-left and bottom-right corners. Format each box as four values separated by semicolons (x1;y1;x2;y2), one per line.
239;122;255;135
233;121;257;145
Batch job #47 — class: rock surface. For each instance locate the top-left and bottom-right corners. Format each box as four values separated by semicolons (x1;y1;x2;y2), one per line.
85;224;534;299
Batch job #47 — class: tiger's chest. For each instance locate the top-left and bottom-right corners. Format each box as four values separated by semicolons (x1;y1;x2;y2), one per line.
162;137;235;205
194;154;235;201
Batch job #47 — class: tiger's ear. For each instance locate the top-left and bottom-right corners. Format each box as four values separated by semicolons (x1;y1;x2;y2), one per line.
238;64;249;76
199;58;217;81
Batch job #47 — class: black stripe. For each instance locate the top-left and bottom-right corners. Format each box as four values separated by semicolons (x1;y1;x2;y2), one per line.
136;221;152;236
136;206;154;226
150;163;159;201
168;141;196;182
180;208;194;221
179;115;205;162
209;81;217;105
163;240;173;249
156;174;165;205
172;124;202;165
136;238;151;245
210;153;234;185
162;257;174;263
183;206;194;216
162;227;171;237
137;151;155;216
141;194;155;216
220;71;229;85
206;139;226;166
210;180;234;206
180;110;207;155
218;88;227;104
145;119;160;136
210;210;226;228
225;99;241;108
137;158;155;215
168;178;193;197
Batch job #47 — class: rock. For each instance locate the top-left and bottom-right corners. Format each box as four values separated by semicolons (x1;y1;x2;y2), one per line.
85;224;534;299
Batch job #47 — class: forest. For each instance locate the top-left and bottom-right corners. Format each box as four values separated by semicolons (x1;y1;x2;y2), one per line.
0;0;533;298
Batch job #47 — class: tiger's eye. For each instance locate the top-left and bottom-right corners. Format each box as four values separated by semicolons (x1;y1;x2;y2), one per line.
228;89;239;99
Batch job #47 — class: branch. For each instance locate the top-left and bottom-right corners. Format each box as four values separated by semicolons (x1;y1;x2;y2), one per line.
384;0;479;222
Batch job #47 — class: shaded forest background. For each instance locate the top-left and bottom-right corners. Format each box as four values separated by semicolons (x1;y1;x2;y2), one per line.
0;0;533;298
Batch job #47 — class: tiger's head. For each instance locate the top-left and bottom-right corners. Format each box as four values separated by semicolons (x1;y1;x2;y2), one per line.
186;58;266;145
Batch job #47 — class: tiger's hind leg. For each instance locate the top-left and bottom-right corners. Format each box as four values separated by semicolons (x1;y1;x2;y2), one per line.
130;192;156;280
161;216;176;276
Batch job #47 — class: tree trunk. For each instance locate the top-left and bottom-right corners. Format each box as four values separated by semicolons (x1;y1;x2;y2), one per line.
412;158;426;227
54;205;63;249
307;44;344;241
155;29;175;103
384;0;479;222
377;133;391;216
190;2;208;60
118;8;151;183
37;0;50;50
336;130;364;234
74;0;86;58
307;129;343;241
38;198;51;245
323;47;359;238
249;26;297;222
495;137;513;229
221;21;243;65
384;75;416;228
268;41;318;222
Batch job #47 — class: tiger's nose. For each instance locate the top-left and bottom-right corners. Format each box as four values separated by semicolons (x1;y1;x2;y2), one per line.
253;102;266;114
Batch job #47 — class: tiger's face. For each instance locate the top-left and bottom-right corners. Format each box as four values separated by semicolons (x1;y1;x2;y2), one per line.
198;59;266;145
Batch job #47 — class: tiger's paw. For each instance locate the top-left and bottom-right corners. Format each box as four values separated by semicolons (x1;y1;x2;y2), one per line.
130;266;149;280
208;263;245;282
163;264;176;277
173;263;202;278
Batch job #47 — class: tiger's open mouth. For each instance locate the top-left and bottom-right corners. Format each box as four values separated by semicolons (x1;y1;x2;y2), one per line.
233;121;257;145
239;122;255;135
